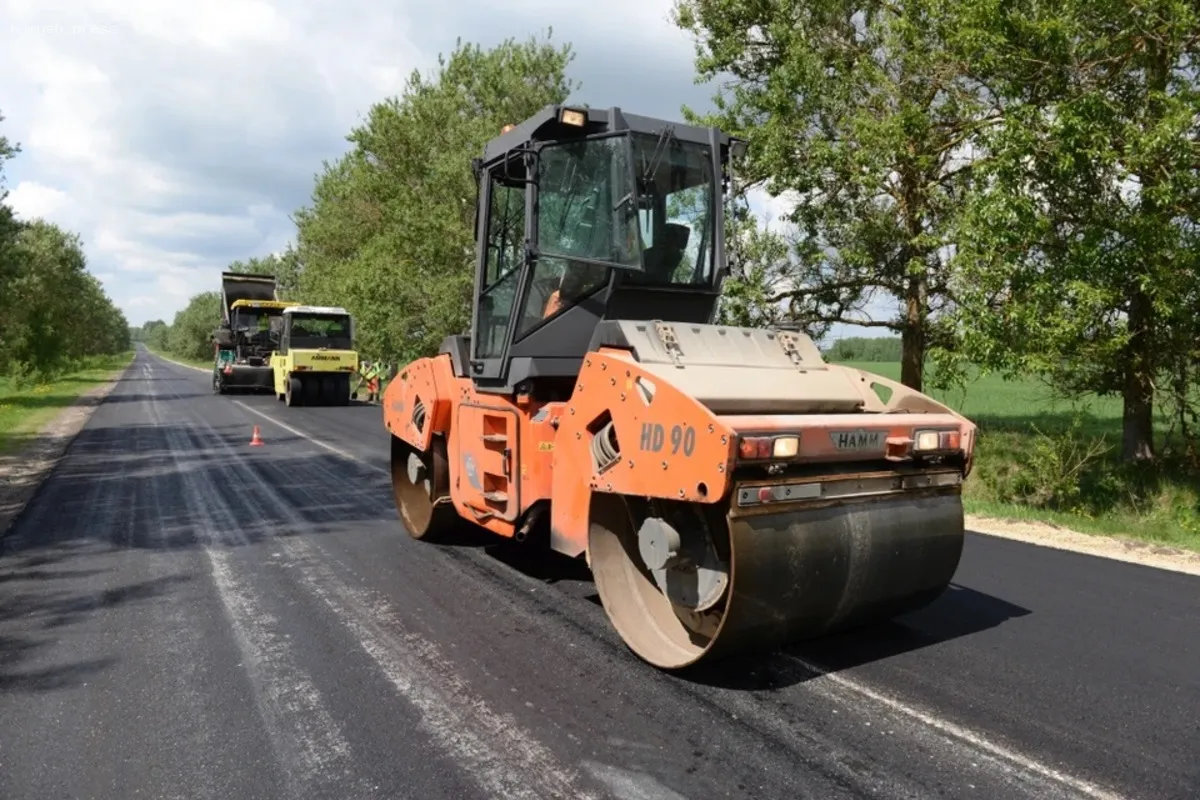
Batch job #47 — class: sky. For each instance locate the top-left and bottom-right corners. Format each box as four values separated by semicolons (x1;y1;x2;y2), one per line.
1;0;891;339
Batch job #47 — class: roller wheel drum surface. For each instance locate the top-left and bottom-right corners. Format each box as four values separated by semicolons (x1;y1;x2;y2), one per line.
588;490;965;670
391;435;455;541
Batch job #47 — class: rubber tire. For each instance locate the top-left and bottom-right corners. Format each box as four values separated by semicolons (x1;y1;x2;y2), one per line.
285;376;303;407
302;376;320;406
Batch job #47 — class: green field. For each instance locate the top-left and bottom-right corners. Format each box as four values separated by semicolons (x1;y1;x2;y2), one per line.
836;360;1200;552
0;352;134;454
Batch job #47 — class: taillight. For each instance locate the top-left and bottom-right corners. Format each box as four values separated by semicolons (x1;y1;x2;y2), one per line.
738;435;800;460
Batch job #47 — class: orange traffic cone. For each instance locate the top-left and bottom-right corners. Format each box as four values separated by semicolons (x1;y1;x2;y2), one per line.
249;425;264;446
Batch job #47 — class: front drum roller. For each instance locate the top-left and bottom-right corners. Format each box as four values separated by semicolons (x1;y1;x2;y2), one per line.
588;489;965;670
391;435;456;540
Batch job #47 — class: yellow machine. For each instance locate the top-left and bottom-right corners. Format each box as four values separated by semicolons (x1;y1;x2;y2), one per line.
271;305;359;406
213;271;300;394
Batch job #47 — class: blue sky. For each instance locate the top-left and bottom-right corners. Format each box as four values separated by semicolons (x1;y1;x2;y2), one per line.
1;0;894;339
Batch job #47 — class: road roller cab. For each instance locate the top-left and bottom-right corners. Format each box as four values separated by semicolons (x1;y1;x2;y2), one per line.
382;104;979;670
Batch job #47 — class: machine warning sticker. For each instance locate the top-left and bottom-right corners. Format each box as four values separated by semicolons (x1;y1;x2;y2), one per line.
830;429;883;451
639;422;696;457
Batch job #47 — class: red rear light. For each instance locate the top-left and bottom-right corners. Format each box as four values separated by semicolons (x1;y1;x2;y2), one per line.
739;436;772;459
738;435;801;460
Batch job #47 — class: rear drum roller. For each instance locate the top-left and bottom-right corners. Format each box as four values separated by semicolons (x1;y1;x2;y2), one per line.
588;489;965;670
391;435;456;540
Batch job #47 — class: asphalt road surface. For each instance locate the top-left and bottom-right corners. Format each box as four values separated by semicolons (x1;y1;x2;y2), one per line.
1;346;1196;800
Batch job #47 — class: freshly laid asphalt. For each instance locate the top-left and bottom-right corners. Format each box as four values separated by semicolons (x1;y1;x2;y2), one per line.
0;346;1196;800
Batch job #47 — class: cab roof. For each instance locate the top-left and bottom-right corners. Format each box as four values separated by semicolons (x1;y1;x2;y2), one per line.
229;299;299;310
479;104;732;166
283;305;351;316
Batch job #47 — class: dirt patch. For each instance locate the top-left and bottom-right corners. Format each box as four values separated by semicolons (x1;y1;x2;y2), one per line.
0;371;127;538
967;514;1200;577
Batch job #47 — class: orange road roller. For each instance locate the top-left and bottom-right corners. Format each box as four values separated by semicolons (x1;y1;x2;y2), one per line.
382;104;977;670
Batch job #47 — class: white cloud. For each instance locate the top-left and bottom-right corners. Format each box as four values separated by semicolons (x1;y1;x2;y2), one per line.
1;0;719;325
2;0;889;341
6;180;70;219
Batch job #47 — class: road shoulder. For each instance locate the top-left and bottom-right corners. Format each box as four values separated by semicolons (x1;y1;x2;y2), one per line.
0;361;133;538
967;513;1200;576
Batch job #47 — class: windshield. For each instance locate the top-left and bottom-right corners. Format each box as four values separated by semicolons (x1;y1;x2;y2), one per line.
626;131;716;287
231;309;282;342
534;133;716;289
536;135;641;269
289;313;353;349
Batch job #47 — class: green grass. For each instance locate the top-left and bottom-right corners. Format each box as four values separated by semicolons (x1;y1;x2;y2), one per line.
0;352;135;454
835;360;1200;553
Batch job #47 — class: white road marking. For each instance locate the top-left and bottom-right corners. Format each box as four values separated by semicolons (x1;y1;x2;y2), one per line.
287;545;602;800
789;655;1127;799
233;400;368;466
165;384;602;800
144;379;364;797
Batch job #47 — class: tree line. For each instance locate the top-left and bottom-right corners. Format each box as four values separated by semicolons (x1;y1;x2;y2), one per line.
0;112;131;388
149;5;1198;465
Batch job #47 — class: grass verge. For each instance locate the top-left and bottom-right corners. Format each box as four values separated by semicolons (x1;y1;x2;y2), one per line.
0;352;135;454
836;360;1200;553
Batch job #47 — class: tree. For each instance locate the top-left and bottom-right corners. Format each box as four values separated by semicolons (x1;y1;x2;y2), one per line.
673;0;1001;391
715;203;831;334
0;110;23;337
166;292;222;361
949;0;1200;461
143;319;171;351
824;336;903;362
291;31;579;362
0;218;129;376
